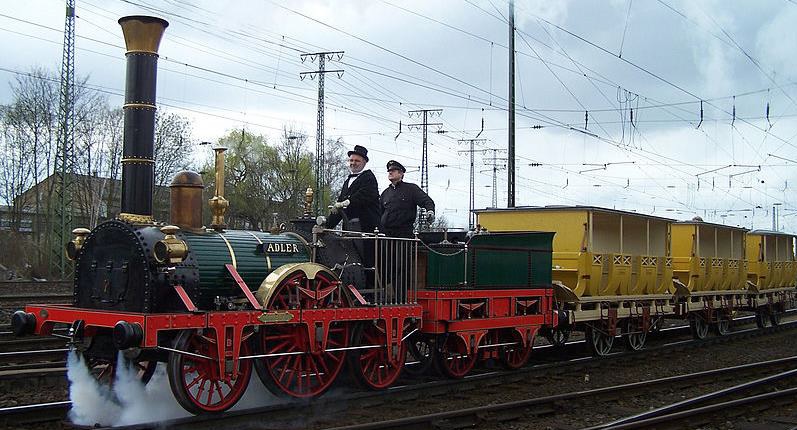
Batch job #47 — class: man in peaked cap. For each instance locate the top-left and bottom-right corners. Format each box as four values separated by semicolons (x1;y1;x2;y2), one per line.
379;160;435;238
325;144;380;234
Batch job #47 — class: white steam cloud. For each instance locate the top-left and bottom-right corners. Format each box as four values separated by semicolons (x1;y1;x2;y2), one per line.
66;351;283;427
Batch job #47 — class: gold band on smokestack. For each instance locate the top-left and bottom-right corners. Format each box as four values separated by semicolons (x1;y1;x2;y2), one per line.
117;16;168;224
209;147;229;230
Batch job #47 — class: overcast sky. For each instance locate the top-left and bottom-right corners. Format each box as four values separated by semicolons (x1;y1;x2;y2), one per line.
2;0;797;232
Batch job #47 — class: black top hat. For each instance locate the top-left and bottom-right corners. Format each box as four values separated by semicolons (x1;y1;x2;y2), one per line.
347;145;369;162
386;160;406;173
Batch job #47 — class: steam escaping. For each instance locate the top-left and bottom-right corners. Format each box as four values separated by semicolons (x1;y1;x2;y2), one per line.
66;350;284;426
67;351;122;425
113;358;189;425
66;351;189;426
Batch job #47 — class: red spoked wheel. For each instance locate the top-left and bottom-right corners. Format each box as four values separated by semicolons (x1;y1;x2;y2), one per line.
80;333;157;387
255;268;350;398
86;355;157;387
435;334;478;378
348;321;407;390
167;330;252;414
498;329;533;370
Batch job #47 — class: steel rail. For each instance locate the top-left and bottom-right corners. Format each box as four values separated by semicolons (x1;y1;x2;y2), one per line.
587;366;797;429
596;386;797;430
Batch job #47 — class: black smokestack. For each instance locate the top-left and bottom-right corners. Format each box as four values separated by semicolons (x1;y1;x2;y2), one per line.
117;16;168;223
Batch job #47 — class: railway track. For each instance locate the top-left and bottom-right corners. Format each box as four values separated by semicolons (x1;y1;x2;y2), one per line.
323;356;797;430
41;318;796;430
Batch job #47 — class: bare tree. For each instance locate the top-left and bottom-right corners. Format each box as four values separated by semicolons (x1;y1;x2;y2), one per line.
153;111;195;217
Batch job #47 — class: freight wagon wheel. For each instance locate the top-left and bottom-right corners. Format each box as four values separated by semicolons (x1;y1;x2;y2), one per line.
585;324;614;356
545;326;571;347
404;334;436;377
689;314;709;340
770;310;782;326
348;321;407;390
167;329;252;414
713;313;731;336
755;309;771;329
499;329;533;370
622;319;647;351
435;334;478;378
255;269;350;398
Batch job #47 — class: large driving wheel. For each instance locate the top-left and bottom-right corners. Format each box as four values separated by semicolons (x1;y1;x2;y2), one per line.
167;329;252;414
254;268;350;398
348;320;407;390
435;334;478;378
499;329;533;370
689;314;709;340
585;323;614;356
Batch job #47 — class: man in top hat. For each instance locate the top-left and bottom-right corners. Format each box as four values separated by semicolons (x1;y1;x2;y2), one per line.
379;160;435;238
325;144;380;234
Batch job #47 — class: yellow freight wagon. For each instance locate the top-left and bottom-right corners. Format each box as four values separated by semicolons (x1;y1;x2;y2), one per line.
476;206;674;355
671;218;747;294
746;230;797;291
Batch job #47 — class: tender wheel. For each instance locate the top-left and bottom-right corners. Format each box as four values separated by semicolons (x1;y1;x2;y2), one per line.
348;321;407;390
622;319;647;351
254;268;350;398
689;314;709;340
585;324;614;356
167;329;252;414
714;312;731;336
544;326;571;347
435;334;478;378
499;329;533;370
404;334;436;377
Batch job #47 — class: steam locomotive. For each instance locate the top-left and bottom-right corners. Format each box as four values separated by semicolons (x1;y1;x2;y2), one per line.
13;15;795;418
11;16;558;414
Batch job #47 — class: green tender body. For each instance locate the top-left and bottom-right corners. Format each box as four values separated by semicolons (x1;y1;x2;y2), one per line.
426;232;554;289
181;230;309;305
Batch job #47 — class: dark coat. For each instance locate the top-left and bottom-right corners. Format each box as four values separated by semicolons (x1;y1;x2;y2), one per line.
379;181;435;237
325;169;380;233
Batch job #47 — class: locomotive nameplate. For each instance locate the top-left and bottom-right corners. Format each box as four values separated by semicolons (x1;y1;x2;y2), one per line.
257;243;300;254
258;311;294;323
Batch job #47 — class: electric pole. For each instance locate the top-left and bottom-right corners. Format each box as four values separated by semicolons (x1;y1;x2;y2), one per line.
51;0;76;277
484;149;508;208
407;109;443;230
300;51;344;215
507;0;516;208
458;139;487;230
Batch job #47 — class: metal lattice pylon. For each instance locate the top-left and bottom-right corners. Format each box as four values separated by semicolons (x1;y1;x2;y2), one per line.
299;51;343;215
407;109;442;231
51;0;76;277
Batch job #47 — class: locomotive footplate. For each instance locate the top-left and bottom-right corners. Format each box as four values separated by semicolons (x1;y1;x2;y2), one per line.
18;303;422;376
